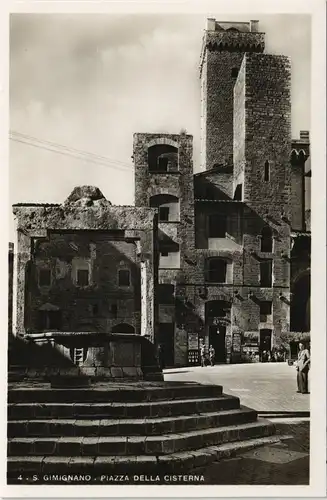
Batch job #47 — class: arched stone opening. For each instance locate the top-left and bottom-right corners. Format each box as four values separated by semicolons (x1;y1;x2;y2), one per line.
205;300;231;363
150;193;180;222
148;144;178;172
112;323;135;334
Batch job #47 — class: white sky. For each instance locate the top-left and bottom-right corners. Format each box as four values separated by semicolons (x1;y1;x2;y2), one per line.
9;13;311;239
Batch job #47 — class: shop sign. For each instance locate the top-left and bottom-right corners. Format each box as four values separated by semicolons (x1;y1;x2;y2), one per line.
188;332;199;350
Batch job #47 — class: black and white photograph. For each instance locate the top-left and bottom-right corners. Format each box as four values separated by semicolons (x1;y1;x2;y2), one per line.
4;2;326;496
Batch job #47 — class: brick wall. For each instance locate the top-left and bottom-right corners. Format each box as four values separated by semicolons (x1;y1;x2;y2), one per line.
200;29;265;170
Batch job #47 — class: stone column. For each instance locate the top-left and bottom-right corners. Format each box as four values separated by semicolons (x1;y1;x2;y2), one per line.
13;231;32;336
138;231;156;344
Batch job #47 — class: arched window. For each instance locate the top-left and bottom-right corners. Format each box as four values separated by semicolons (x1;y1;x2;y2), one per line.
112;323;135;334
205;300;231;318
260;226;273;252
150;194;180;222
206;258;229;283
264;161;270;182
148;144;179;172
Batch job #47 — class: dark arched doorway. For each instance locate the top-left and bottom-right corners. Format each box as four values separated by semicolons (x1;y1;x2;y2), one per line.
205;300;231;363
290;272;310;332
111;323;135;334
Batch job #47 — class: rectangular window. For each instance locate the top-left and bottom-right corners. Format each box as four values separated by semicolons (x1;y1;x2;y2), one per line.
207;260;227;283
118;269;130;286
260;301;272;322
260;260;272;287
208;214;227;238
159;206;170;221
39;269;51;287
77;269;89;287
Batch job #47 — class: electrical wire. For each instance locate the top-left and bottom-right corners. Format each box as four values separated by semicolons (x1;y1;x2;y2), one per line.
10;136;133;173
10;130;133;168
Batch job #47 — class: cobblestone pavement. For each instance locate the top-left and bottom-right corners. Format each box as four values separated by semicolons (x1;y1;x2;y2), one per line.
164;362;310;413
198;420;310;485
164;363;310;484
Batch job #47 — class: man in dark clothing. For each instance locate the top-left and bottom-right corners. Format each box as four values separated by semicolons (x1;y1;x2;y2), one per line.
296;343;310;394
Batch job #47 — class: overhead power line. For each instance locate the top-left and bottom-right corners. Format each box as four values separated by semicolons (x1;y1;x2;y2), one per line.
10;131;133;168
9;131;134;173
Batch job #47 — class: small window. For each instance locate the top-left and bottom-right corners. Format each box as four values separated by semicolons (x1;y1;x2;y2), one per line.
161;250;169;257
260;301;272;315
77;269;89;287
39;269;51;287
118;269;130;287
206;259;227;283
260;301;272;322
260;260;272;287
159;206;170;222
261;226;273;252
92;304;98;315
208;213;227;238
231;67;239;78
264;161;270;182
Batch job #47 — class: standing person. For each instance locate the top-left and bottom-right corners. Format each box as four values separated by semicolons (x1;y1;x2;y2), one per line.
209;345;215;367
296;343;310;394
200;341;206;367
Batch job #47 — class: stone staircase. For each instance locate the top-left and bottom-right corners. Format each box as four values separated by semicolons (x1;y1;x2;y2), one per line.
7;380;284;483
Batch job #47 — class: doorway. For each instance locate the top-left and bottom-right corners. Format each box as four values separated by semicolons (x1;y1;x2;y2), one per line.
158;323;174;368
209;325;226;363
259;329;272;357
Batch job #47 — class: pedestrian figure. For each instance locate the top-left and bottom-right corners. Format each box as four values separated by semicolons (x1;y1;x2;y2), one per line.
209;345;215;366
200;342;206;367
296;343;310;394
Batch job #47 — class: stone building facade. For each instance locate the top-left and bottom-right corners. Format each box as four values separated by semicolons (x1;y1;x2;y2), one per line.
134;19;311;366
11;19;311;368
12;187;158;344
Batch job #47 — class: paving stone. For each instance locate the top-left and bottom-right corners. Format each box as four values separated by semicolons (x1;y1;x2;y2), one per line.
98;437;127;455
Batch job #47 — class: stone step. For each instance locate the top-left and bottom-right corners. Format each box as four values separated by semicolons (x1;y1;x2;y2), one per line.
8;407;257;437
8;394;240;420
7;433;289;481
8;383;223;404
8;419;274;457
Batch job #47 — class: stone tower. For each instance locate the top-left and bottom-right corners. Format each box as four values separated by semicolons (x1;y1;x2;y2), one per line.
200;19;264;170
133;133;195;365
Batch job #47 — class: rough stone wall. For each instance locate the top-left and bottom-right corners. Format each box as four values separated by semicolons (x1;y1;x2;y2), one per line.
233;53;292;343
240;53;292;217
290;161;305;230
200;30;265;169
